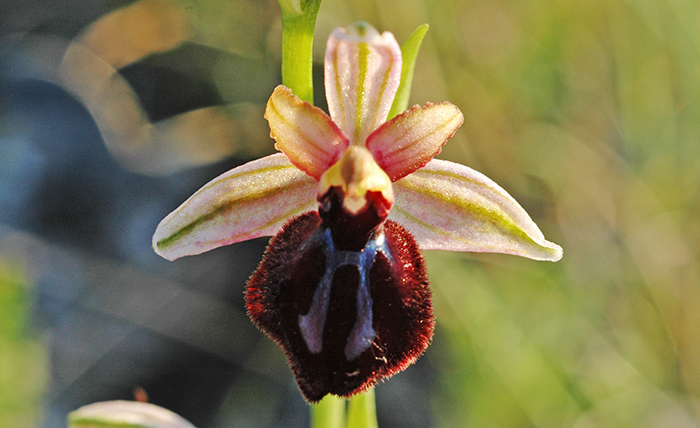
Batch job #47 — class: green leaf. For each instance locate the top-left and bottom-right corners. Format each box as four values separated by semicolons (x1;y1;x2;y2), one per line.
388;24;429;119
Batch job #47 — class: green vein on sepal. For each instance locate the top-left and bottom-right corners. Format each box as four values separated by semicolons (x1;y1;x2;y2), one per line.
355;42;370;142
394;179;534;250
396;168;562;259
155;165;303;251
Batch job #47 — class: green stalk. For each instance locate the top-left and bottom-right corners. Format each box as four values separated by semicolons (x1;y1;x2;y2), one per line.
346;389;378;428
311;395;346;428
279;0;322;104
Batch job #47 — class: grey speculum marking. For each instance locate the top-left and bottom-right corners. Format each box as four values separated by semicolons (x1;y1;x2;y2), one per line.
298;227;393;361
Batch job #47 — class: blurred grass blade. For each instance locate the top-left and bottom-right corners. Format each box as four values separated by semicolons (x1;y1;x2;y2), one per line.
389;24;429;119
77;0;190;69
346;389;378;428
311;395;346;428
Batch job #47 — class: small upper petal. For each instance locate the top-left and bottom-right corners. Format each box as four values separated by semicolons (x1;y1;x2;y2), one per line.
266;85;349;180
153;153;317;260
366;102;464;181
324;22;402;145
391;159;563;261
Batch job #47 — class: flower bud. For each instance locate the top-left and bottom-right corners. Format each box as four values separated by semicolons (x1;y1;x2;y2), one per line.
68;401;196;428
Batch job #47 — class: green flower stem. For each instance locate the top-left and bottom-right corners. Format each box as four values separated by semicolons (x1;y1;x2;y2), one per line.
279;0;322;104
388;24;429;119
311;395;346;428
346;389;378;428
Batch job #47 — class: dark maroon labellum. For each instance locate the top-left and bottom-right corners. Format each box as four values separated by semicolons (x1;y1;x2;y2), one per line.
246;187;434;402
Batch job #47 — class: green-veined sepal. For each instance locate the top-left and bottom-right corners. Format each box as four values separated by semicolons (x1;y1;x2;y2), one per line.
324;22;402;145
153;153;316;261
391;159;563;261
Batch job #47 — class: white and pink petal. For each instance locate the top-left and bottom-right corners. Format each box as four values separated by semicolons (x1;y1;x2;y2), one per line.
266;85;349;180
324;22;402;145
390;159;563;261
366;102;464;181
153;153;317;261
68;401;196;428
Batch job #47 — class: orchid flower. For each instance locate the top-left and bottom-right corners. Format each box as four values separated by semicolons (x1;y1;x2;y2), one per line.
152;22;562;403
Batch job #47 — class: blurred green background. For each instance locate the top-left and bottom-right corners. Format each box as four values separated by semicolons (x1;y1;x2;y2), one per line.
2;0;699;426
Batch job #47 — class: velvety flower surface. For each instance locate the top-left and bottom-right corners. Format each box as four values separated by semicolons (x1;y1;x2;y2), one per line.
153;22;562;402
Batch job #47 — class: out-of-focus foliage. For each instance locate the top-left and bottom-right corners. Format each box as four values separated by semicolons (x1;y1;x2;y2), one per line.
0;243;47;427
3;0;277;176
2;0;700;427
401;0;700;426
